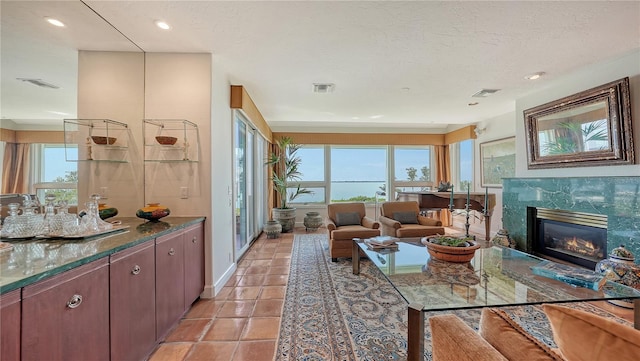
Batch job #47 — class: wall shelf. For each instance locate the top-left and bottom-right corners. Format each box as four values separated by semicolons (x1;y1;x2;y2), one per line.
143;119;200;162
63;119;130;162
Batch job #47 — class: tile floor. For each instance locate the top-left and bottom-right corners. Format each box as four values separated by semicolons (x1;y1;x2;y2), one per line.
147;227;635;361
148;229;298;361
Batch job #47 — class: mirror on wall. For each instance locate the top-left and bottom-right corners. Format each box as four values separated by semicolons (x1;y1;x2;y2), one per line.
1;1;143;210
524;77;634;169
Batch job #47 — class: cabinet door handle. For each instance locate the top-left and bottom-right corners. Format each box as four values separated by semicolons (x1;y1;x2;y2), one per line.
192;236;197;243
168;248;175;256
131;265;141;275
67;294;83;309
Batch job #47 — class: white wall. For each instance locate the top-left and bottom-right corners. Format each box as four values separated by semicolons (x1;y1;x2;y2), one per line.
515;49;640;178
208;55;236;297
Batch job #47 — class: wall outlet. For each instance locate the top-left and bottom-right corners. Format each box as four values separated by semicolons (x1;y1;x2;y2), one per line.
99;187;108;199
180;187;189;199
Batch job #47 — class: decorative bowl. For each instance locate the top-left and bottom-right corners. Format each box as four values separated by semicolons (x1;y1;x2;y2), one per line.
136;203;170;221
98;203;118;220
91;136;117;145
421;236;480;263
155;136;178;145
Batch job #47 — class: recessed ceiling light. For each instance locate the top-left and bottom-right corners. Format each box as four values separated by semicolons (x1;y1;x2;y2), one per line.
468;102;479;106
45;17;65;27
369;115;384;119
154;20;171;30
525;72;546;80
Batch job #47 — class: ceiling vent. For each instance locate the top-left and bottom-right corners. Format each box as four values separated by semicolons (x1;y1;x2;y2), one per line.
471;88;499;98
313;83;335;93
17;78;59;89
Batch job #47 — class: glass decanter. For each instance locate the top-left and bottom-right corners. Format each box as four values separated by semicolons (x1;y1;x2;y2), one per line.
80;194;113;234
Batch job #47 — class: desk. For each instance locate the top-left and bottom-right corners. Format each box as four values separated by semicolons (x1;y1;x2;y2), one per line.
352;238;640;361
397;191;496;240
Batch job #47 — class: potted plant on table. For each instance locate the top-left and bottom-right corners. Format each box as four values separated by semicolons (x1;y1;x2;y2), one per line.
421;235;480;263
266;136;312;232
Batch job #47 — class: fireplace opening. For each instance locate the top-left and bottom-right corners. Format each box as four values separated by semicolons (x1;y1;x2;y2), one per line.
528;208;607;269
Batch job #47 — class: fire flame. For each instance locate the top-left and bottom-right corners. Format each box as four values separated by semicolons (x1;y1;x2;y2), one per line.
564;236;599;257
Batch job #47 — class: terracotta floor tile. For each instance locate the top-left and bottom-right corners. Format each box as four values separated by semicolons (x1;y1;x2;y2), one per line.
186;341;238;361
202;318;247;341
237;259;252;267
263;275;288;286
217;300;255;318
260;286;286;299
244;265;270;275
267;266;290;275
234;267;248;275
254;252;276;260
249;260;272;267
228;286;261;300
237;274;266;286
184;299;224;319
270;259;291;267
276;246;293;253
240;317;281;340
232;340;276;361
225;275;243;287
165;319;212;342
252;299;284;317
274;252;292;259
214;287;233;300
148;342;193;361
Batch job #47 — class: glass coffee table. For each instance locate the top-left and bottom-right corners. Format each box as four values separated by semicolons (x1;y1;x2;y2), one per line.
352;238;640;361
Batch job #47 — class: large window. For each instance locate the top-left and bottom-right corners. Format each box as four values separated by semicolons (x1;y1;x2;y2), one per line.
290;144;434;205
450;139;473;191
391;146;433;198
290;146;326;203
330;147;387;203
33;144;78;204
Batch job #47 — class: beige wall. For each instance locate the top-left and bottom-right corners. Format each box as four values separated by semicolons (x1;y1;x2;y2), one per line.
77;51;145;216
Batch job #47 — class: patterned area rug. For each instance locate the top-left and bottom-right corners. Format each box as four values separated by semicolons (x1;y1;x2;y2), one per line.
275;234;631;361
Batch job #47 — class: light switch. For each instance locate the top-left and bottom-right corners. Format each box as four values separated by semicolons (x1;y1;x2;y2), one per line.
180;187;189;199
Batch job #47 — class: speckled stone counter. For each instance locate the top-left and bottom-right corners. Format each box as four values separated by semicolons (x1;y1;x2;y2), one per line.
0;217;205;294
502;177;639;261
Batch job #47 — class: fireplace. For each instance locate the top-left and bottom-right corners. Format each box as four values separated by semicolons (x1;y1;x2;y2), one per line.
528;207;607;269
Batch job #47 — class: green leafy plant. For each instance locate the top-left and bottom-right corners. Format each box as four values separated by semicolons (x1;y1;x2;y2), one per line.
429;235;475;247
542;120;608;155
265;136;312;209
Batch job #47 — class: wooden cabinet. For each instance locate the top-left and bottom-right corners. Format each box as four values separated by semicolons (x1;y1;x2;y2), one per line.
184;222;204;309
21;258;109;361
155;231;185;340
1;289;21;361
110;242;156;361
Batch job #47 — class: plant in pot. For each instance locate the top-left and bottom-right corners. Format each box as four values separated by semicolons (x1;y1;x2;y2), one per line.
266;136;312;232
421;234;480;263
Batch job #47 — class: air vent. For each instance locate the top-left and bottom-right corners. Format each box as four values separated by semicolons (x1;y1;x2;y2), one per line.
313;83;335;93
17;78;59;89
471;88;499;98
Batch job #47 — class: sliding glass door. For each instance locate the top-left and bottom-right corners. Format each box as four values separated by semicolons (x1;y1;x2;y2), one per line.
233;112;266;260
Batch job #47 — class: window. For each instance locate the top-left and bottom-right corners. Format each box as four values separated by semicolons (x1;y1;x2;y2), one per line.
450;139;473;191
391;146;433;198
33;144;78;204
292;146;326;204
330;146;387;203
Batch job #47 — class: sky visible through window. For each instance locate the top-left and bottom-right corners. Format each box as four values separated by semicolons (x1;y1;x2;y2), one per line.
44;146;77;181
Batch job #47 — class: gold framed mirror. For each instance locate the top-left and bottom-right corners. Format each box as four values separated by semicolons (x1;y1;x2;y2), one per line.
524;77;634;169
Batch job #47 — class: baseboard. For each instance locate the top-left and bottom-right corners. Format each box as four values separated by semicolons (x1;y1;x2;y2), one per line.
204;262;238;298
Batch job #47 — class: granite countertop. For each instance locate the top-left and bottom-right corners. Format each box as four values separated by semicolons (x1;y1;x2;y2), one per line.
0;216;205;294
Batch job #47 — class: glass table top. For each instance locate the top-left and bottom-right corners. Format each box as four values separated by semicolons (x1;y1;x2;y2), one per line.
356;239;640;312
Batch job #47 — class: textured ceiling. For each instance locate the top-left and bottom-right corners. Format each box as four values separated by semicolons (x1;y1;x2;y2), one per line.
2;1;639;133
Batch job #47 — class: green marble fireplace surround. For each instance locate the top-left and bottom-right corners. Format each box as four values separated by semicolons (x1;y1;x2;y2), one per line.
502;176;640;264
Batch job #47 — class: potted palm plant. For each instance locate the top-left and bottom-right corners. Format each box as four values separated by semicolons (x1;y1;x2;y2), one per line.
266;136;312;232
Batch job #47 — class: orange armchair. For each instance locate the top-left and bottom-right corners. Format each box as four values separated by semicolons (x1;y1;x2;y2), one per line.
326;202;380;262
379;201;444;238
